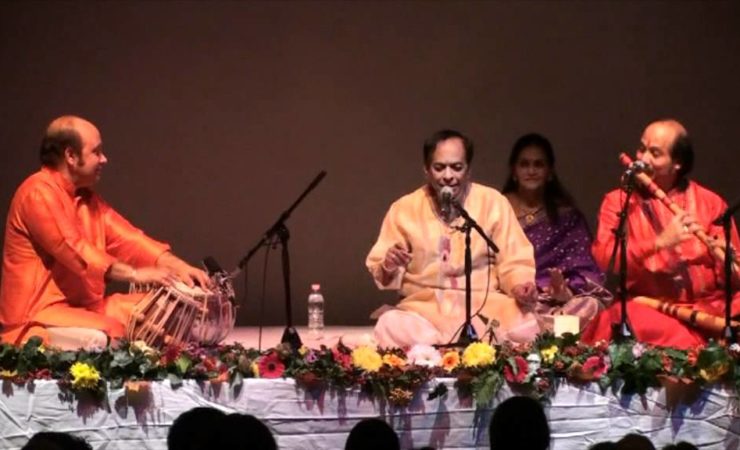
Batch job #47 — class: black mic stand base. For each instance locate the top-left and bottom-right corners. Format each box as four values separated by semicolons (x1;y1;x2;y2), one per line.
611;320;634;343
281;326;303;350
722;325;736;346
455;323;479;347
433;323;480;350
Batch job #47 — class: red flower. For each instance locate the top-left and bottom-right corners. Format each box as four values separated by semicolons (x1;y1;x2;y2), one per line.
31;368;52;380
503;356;529;384
581;355;608;379
202;356;218;372
332;347;352;370
258;352;285;379
161;345;182;365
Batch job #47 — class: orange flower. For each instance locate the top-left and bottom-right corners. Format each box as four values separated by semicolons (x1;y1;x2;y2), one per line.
441;351;461;372
382;353;406;368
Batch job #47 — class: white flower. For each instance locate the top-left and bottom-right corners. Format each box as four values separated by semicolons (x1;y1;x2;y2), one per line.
407;344;442;368
632;342;646;359
526;353;541;375
729;343;740;353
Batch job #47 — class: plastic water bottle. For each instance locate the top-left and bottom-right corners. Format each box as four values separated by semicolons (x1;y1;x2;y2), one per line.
307;283;325;339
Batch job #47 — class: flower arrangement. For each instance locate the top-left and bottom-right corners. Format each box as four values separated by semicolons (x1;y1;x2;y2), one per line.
1;333;739;408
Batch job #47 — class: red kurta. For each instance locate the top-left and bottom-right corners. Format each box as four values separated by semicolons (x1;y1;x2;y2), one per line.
582;180;740;348
0;167;170;344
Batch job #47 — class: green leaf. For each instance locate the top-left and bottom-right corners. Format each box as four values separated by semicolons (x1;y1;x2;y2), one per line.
175;355;191;375
473;370;503;407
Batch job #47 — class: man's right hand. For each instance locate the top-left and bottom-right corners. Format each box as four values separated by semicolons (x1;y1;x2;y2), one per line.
655;211;700;251
381;243;412;274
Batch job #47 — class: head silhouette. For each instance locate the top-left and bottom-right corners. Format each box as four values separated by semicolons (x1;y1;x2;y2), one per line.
168;406;227;450
345;418;400;450
489;396;550;450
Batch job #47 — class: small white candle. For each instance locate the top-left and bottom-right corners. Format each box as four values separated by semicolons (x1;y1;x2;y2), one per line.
554;315;580;336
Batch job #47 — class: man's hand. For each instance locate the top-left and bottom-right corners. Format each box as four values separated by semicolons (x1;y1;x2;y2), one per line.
511;281;538;309
156;252;211;288
382;243;412;274
656;211;700;251
131;266;177;287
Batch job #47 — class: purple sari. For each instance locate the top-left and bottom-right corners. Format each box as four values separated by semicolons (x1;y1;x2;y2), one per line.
520;207;604;294
520;208;609;327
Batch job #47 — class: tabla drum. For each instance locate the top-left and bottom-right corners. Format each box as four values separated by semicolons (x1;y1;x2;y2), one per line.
127;278;236;348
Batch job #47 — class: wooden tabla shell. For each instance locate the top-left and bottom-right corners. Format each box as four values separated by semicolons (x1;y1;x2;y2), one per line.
127;281;235;347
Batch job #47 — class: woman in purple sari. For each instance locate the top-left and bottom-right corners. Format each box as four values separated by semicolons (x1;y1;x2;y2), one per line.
502;133;610;330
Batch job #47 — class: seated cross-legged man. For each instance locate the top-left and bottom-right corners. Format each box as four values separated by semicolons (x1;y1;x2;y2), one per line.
0;115;209;350
366;129;539;348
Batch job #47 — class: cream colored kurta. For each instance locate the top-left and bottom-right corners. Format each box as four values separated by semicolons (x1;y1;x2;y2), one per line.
366;183;536;343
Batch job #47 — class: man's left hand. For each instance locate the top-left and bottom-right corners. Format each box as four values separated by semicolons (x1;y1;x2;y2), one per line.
511;282;538;309
172;264;211;288
156;252;211;288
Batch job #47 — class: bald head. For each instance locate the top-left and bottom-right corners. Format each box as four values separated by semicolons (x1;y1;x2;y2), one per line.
39;115;98;168
645;119;687;139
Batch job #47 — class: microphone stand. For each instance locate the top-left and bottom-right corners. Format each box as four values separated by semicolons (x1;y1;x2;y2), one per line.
713;197;740;344
449;199;499;346
235;171;327;350
605;171;637;342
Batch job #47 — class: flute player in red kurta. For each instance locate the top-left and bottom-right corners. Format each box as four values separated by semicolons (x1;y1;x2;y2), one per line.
582;119;740;348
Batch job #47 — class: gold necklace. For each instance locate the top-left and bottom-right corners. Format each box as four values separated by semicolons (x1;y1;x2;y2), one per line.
517;205;544;225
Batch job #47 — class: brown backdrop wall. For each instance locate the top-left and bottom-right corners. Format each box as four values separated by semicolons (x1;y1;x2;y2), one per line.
1;1;739;327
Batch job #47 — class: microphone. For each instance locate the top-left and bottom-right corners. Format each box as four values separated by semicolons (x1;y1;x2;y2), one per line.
202;256;225;276
624;160;652;176
202;256;236;302
440;186;454;216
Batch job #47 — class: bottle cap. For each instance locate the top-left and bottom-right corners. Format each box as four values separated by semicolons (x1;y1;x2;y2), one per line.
311;283;320;291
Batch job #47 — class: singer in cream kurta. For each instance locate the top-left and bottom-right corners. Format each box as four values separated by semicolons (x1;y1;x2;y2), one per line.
366;183;537;346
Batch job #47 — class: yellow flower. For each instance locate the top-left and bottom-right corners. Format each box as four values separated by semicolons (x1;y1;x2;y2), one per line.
699;363;729;383
251;361;260;377
462;342;496;368
298;346;309;357
38;345;46;354
69;362;100;390
441;351;461;372
351;346;383;372
0;369;18;379
540;345;559;364
382;353;406;368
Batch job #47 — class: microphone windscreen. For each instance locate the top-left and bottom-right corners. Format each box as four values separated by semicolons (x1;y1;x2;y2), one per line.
202;256;224;275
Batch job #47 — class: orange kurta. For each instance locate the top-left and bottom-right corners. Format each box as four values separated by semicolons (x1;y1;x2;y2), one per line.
582;180;740;348
0;167;170;344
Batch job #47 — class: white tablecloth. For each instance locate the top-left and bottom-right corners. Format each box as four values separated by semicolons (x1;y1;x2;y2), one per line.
1;379;738;449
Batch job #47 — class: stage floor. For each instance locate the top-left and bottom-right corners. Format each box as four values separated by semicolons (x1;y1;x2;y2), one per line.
224;325;376;349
